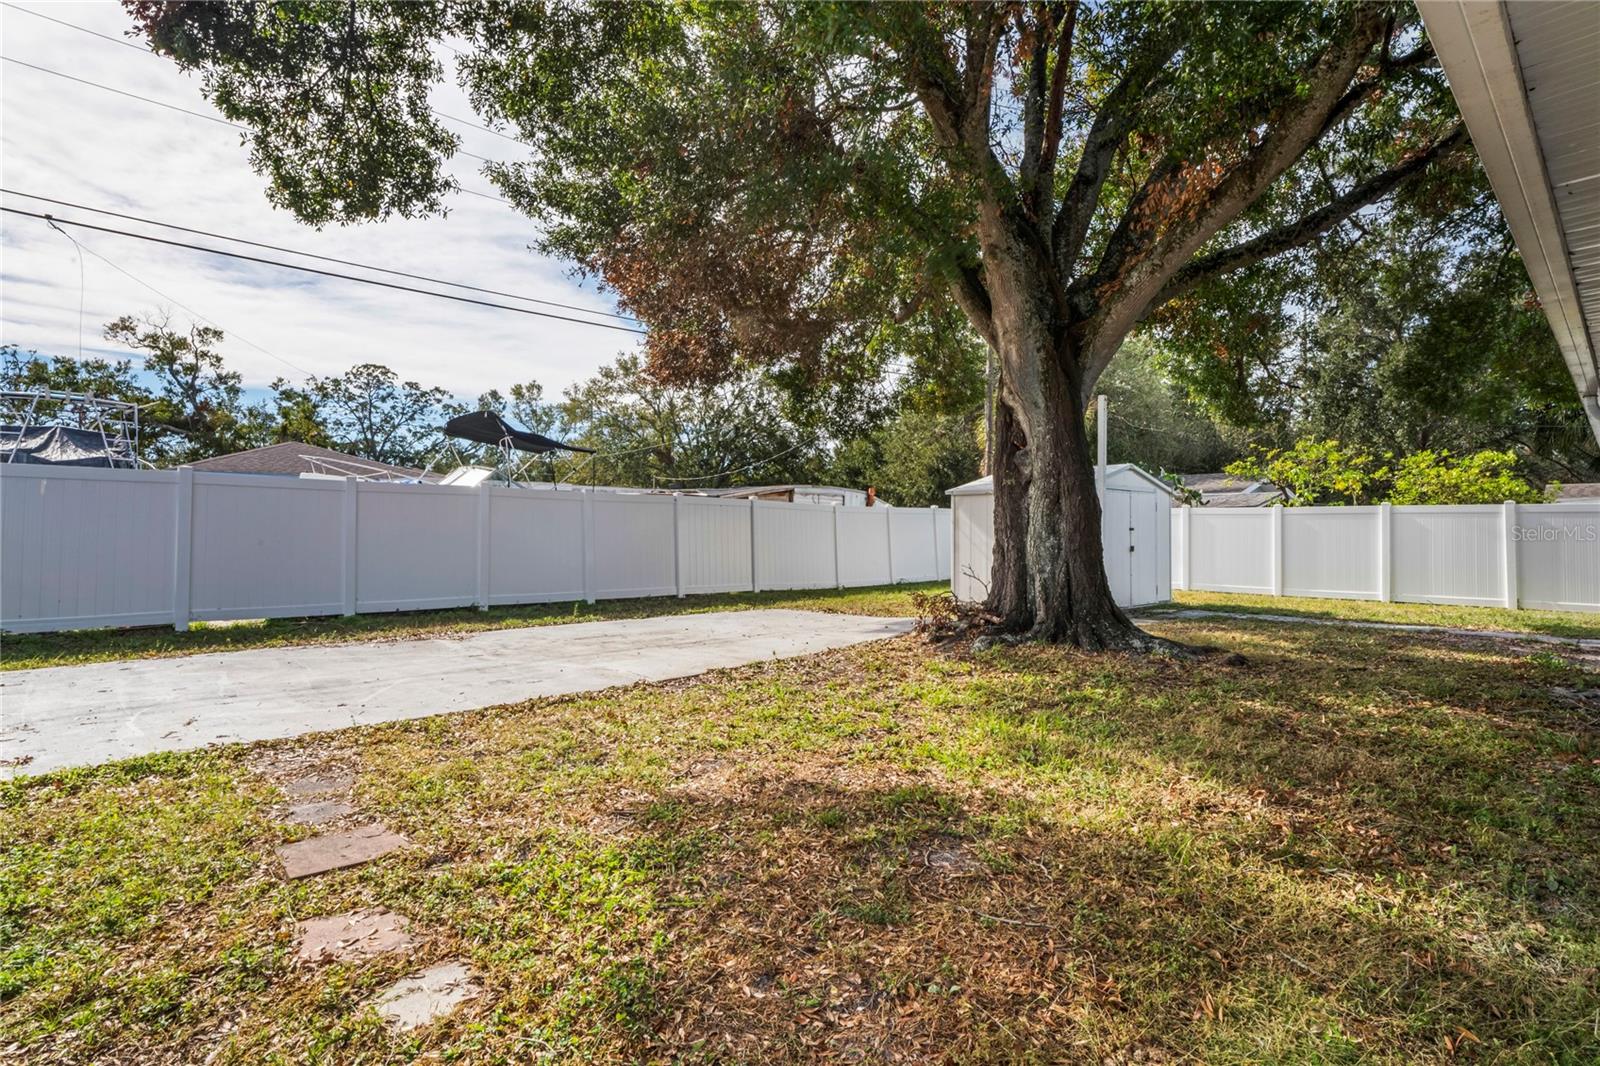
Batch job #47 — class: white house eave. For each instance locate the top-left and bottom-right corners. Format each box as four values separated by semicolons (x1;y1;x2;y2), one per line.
1417;0;1600;442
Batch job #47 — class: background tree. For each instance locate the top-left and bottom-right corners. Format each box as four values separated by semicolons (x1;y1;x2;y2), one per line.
555;354;809;489
1159;215;1598;484
102;311;260;463
1089;338;1239;477
129;1;1483;648
309;362;453;467
1226;439;1547;506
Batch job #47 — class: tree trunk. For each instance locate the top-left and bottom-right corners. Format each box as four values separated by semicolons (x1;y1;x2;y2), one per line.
980;300;1167;650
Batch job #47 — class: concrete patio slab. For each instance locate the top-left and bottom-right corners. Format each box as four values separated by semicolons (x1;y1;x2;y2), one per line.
371;960;481;1030
296;909;414;964
285;798;357;826
1;609;912;777
277;824;409;879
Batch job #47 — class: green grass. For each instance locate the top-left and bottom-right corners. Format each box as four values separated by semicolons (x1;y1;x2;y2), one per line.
4;615;1597;1062
1170;589;1599;640
0;582;941;671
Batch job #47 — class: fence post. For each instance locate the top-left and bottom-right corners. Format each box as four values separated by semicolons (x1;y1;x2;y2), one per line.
929;505;940;581
172;465;194;631
582;490;596;604
341;477;358;616
1178;505;1191;591
749;497;760;593
1502;500;1519;609
832;503;842;589
673;493;685;598
884;506;896;585
1270;504;1284;598
1378;502;1392;602
476;481;491;611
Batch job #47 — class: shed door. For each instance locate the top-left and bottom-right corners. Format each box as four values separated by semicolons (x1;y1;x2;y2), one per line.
1130;491;1159;606
1102;490;1133;606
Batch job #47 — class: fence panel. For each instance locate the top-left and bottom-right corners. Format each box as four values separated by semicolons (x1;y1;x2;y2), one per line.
356;482;478;612
1282;506;1381;600
1517;503;1600;612
486;488;586;604
1173;500;1597;614
0;466;176;631
754;500;836;590
1188;510;1273;593
1391;505;1505;606
190;473;345;620
592;493;677;599
0;466;953;632
676;496;753;594
890;508;940;582
836;506;890;587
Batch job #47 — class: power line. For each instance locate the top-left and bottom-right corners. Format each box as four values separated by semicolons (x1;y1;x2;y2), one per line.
1;55;497;166
4;190;640;324
2;55;240;129
58;229;316;378
0;55;511;198
653;439;813;484
0;2;529;146
3;207;648;335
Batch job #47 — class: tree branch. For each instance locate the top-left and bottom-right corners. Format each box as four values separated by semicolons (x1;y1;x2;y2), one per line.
946;264;997;350
1051;31;1182;278
1072;8;1390;403
1152;123;1468;307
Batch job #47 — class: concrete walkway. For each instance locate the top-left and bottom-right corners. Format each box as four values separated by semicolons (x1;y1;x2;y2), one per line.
1135;607;1600;650
0;609;912;777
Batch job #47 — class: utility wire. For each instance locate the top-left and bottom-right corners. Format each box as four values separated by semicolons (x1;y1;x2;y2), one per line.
653;439;813;485
0;2;529;146
58;228;316;377
0;56;511;198
4;190;640;324
3;207;648;335
43;217;86;361
1;55;497;165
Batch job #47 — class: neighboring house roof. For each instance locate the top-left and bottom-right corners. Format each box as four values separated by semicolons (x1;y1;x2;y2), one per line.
701;484;865;499
947;464;1177;498
188;442;431;481
1200;491;1281;508
1177;472;1281;507
1553;482;1600;502
1179;472;1261;494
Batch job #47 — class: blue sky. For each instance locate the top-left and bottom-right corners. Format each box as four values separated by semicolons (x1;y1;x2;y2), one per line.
0;1;643;401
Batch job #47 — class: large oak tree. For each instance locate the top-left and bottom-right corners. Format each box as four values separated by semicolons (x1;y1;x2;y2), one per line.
130;0;1474;647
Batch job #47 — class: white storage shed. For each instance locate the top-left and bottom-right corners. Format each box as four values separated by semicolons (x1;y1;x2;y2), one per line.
947;464;1174;608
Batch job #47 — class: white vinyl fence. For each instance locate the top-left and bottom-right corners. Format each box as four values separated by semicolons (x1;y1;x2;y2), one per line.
1172;502;1600;613
0;465;951;633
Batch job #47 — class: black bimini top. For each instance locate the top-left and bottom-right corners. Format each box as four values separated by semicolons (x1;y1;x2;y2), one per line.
442;411;593;454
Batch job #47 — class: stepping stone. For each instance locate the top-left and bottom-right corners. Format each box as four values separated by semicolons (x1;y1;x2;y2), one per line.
295;908;414;964
277;823;409;879
371;960;481;1031
286;798;357;826
282;771;355;798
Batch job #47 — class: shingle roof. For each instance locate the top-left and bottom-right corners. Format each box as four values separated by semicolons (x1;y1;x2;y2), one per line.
1554;482;1600;501
188;442;429;480
1178;472;1265;494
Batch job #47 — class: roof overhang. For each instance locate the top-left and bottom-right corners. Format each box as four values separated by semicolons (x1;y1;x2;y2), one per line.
1417;1;1600;442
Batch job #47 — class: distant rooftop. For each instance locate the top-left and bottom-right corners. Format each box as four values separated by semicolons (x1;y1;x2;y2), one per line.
188;442;433;481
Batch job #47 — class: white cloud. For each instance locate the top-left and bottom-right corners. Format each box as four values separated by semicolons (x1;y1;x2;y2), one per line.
0;1;642;399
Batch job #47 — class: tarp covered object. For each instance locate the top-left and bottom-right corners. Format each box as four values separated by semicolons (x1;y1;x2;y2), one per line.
442;411;593;454
0;424;128;466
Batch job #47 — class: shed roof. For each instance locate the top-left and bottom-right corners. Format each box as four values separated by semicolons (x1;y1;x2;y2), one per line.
947;464;1176;498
